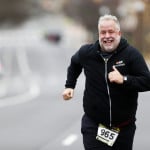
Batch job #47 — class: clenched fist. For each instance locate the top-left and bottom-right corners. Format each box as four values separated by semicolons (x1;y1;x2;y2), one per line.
62;88;74;100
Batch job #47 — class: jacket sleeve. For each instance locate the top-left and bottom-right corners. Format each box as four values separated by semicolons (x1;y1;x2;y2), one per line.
124;49;150;92
65;50;83;89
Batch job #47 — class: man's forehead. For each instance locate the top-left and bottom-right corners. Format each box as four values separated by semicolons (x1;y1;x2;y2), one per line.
100;20;115;25
100;20;117;29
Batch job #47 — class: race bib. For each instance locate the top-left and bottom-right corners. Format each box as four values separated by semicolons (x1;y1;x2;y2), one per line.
96;124;120;147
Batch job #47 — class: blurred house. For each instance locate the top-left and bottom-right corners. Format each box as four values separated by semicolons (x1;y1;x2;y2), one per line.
118;0;150;54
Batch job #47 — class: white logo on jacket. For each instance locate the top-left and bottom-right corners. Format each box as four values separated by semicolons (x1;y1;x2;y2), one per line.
114;60;125;67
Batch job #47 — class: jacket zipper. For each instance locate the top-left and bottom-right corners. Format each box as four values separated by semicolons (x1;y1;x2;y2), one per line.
103;58;112;128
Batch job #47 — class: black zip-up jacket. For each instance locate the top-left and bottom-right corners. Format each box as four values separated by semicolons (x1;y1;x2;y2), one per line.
65;38;150;127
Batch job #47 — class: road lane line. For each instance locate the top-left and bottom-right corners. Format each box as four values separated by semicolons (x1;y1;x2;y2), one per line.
62;134;78;146
0;80;40;107
0;44;40;107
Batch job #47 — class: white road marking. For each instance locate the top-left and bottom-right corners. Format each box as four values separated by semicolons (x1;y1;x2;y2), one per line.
0;80;40;107
62;134;78;146
0;45;40;107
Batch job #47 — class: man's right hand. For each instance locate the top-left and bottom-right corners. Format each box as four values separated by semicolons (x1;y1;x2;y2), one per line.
62;88;74;100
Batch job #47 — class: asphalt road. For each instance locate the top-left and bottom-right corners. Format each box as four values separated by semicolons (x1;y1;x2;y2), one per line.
0;39;85;150
0;15;149;150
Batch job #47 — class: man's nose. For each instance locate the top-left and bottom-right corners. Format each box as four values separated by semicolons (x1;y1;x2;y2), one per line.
105;32;110;37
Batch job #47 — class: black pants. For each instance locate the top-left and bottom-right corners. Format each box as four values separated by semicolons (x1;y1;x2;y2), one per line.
81;114;136;150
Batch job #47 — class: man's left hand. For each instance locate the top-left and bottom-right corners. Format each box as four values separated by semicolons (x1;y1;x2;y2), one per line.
108;66;124;84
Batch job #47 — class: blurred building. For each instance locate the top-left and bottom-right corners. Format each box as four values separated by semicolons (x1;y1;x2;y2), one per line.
118;0;150;54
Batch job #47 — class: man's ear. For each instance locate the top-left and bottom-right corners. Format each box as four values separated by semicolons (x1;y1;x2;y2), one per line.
118;31;122;36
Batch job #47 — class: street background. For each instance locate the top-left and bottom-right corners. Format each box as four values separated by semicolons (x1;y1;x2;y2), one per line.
0;0;150;149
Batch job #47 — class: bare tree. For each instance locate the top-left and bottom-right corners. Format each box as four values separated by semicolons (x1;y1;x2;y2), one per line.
64;0;100;40
0;0;41;25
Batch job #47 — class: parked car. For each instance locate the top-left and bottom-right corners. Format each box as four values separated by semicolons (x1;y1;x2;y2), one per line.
45;32;61;43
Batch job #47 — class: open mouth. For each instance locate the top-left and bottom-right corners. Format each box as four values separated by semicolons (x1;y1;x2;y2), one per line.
103;38;114;44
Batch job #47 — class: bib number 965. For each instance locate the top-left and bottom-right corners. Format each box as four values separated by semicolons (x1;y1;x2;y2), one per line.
96;124;120;147
100;129;115;139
